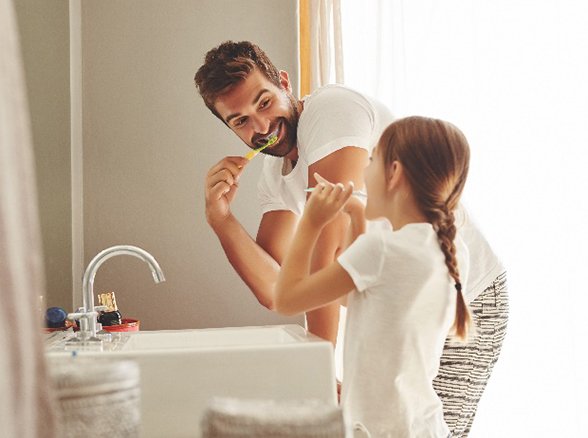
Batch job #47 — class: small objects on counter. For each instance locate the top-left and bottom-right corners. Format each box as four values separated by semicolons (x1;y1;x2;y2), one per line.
45;306;67;328
97;291;122;326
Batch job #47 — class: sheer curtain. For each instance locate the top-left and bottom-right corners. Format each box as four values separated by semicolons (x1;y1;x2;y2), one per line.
341;1;588;436
0;0;57;436
299;0;344;96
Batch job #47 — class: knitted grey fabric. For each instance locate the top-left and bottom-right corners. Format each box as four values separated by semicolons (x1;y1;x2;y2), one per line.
434;272;509;437
48;358;141;438
201;398;348;437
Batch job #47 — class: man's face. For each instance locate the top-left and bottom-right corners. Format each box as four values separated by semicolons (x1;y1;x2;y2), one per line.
214;69;299;158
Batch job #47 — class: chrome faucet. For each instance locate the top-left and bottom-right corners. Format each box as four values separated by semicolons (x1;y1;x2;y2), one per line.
68;245;165;342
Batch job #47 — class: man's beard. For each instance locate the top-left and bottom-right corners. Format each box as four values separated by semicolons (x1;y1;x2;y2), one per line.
258;93;299;158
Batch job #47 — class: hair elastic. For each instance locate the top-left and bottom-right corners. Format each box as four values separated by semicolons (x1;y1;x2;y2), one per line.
455;282;462;292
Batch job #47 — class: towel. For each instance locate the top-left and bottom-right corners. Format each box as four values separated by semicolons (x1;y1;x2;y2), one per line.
201;397;348;437
48;358;141;438
0;0;58;436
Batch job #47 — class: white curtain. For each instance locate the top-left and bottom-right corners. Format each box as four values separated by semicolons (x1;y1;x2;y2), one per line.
341;0;588;437
307;0;345;91
0;0;57;436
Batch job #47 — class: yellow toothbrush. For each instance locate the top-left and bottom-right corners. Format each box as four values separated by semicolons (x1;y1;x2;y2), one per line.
244;135;278;160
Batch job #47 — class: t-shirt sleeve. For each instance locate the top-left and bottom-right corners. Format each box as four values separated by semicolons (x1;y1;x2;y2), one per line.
337;231;384;292
455;204;504;301
299;86;376;165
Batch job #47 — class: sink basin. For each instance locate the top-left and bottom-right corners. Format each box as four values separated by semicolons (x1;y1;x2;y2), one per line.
46;325;336;437
124;325;304;350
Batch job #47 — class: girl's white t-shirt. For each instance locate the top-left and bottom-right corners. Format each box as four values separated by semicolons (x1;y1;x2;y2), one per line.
337;223;469;437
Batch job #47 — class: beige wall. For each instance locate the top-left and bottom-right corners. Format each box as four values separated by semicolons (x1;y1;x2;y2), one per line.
14;0;72;310
81;0;303;329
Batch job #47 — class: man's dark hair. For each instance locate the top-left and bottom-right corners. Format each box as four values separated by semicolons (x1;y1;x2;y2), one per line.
194;41;282;121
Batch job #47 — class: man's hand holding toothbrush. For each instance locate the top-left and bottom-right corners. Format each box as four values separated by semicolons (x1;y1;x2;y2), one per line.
204;156;249;229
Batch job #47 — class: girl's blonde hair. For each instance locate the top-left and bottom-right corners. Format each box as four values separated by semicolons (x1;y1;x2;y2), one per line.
379;116;472;340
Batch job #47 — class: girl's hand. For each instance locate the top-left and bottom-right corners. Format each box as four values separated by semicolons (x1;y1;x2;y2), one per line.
343;195;367;241
303;173;354;229
316;173;366;234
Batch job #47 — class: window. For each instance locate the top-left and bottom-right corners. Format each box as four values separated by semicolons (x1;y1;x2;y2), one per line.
341;1;588;436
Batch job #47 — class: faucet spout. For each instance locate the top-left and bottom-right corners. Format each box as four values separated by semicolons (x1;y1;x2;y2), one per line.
80;245;165;338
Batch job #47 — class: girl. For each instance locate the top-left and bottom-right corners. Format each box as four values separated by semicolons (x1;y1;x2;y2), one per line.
274;116;472;437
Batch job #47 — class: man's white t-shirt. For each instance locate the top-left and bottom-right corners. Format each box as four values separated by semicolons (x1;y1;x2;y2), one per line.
337;224;470;437
257;84;393;215
455;206;504;302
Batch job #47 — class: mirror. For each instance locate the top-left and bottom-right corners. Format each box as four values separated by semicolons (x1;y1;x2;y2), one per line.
15;0;303;330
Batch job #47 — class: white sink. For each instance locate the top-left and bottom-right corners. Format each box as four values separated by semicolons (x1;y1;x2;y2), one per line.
124;325;304;350
46;325;337;437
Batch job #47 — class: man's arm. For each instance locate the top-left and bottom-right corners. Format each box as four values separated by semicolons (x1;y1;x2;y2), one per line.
210;211;298;309
305;146;369;343
206;156;298;309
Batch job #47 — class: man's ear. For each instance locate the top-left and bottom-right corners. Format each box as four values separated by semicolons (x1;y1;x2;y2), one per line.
387;161;404;192
279;70;292;93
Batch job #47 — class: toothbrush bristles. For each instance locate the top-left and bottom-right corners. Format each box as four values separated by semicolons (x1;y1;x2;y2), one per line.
244;135;278;160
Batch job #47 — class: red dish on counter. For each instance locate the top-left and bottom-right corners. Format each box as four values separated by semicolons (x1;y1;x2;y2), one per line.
101;318;140;332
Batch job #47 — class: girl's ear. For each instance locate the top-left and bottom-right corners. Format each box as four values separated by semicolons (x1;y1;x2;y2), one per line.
387;161;404;192
279;70;292;93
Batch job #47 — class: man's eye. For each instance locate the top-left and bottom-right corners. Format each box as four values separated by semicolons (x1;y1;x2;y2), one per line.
260;98;270;109
234;118;247;127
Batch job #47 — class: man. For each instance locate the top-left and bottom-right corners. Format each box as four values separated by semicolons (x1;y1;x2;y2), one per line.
195;40;393;344
195;41;508;436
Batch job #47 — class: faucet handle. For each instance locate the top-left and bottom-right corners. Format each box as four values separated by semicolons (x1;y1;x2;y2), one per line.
65;310;103;345
67;310;99;320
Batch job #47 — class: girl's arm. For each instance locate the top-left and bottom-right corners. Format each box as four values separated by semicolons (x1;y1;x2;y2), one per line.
337;196;367;308
274;177;357;316
343;196;367;245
